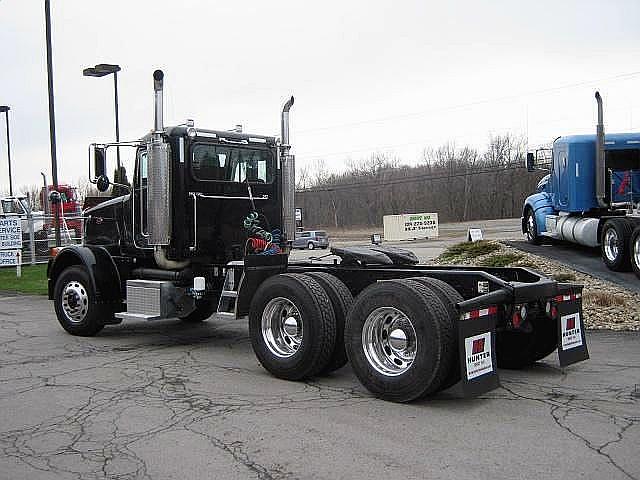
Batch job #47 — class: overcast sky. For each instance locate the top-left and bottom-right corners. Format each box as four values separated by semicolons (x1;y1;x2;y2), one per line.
1;0;640;193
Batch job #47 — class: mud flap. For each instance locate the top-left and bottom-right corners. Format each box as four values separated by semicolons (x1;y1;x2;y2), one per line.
458;312;500;396
556;296;589;367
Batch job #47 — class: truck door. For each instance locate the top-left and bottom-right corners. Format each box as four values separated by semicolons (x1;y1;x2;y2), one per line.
556;146;569;208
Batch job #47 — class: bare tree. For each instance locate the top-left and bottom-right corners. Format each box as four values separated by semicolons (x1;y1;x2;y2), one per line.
296;134;540;228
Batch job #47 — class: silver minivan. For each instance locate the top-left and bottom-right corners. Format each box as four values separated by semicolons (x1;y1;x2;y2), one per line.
292;230;329;250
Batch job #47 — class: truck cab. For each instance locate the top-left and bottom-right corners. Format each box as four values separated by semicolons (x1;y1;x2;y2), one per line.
84;127;282;266
522;92;640;277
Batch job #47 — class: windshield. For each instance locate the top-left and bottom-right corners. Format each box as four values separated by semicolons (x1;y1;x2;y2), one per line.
191;144;273;183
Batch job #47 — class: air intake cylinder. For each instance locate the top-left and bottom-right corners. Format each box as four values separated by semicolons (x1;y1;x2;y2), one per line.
148;70;171;246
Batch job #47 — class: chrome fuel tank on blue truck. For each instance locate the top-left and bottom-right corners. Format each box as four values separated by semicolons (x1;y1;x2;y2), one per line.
551;133;640;212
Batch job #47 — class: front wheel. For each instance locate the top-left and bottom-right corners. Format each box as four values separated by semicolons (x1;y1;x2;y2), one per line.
53;266;106;336
524;208;541;245
630;226;640;279
307;242;315;250
601;218;633;271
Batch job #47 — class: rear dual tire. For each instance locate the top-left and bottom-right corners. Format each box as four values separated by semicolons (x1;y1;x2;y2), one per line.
631;226;640;280
305;272;353;373
601;218;634;271
249;273;336;380
345;279;456;403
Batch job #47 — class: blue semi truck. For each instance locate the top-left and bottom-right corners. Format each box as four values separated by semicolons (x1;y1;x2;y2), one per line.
523;92;640;279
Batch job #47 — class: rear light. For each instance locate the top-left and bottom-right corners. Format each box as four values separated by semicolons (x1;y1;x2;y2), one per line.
554;293;581;302
50;247;61;257
512;304;527;328
512;311;521;328
461;305;498;320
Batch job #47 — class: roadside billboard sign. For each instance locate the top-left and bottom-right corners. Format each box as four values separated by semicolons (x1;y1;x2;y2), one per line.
383;213;438;241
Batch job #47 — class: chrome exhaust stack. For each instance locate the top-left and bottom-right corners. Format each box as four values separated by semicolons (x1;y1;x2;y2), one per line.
595;91;607;207
147;69;187;269
280;96;295;245
153;70;164;134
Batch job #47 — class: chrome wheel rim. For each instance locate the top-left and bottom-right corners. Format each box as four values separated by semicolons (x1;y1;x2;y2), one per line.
61;280;89;323
633;236;640;268
362;307;417;376
261;297;303;358
604;228;619;262
527;214;535;239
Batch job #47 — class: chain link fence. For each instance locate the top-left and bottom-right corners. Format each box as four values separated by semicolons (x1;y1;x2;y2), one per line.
3;213;84;266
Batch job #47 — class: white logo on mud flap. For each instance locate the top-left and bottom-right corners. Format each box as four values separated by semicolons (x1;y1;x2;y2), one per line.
464;332;493;380
561;312;582;350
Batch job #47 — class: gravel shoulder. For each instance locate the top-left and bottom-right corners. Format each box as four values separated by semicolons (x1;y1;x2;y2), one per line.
432;240;640;331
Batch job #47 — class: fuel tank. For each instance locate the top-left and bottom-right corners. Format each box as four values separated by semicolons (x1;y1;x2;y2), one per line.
555;215;599;248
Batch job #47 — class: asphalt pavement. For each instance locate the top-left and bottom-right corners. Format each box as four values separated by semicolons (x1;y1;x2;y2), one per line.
0;294;638;480
506;240;640;294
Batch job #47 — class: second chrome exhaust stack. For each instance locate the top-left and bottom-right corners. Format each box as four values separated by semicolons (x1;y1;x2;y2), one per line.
280;96;295;246
153;70;164;133
595;92;607;208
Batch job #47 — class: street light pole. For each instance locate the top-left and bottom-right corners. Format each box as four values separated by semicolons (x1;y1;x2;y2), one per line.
44;0;61;247
83;63;122;170
0;106;12;196
113;71;120;169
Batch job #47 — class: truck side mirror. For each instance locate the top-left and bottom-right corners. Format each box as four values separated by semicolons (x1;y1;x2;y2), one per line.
526;152;535;172
94;147;107;179
96;175;110;193
49;190;61;204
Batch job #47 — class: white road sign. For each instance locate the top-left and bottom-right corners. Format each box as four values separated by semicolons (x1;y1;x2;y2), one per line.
0;218;22;250
0;250;21;266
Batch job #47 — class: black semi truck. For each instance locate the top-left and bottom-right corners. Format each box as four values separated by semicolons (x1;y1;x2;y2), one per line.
47;70;588;402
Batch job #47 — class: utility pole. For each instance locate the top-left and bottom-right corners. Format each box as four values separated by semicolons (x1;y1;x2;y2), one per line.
0;106;12;196
44;0;61;246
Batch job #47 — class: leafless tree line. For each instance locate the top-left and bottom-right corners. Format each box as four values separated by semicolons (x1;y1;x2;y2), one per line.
296;134;546;228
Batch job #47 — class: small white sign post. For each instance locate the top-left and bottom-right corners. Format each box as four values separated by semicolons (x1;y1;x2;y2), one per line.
0;218;22;277
467;228;483;242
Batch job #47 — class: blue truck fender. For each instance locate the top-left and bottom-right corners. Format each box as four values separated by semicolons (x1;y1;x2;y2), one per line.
522;192;555;235
47;245;122;302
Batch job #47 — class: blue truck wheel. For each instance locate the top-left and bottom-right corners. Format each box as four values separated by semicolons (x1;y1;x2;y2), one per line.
524;208;541;245
601;218;633;272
